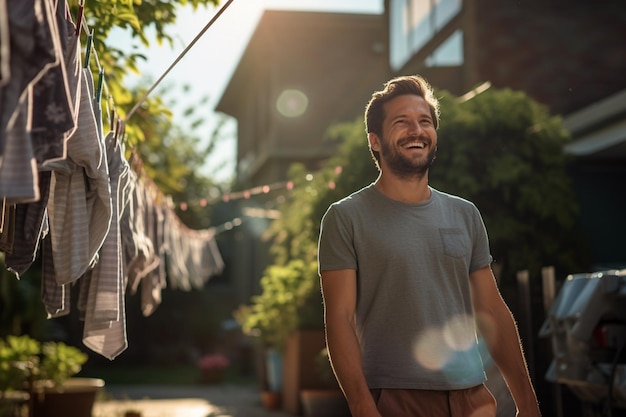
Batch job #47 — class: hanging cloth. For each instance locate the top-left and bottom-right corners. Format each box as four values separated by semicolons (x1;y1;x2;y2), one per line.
41;228;70;318
0;0;10;87
45;66;111;285
81;131;129;360
124;178;160;294
140;200;166;317
33;0;81;167
6;1;81;277
0;0;61;203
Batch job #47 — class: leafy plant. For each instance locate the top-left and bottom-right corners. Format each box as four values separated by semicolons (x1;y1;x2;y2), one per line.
0;335;88;392
38;341;88;387
0;335;40;392
234;259;320;352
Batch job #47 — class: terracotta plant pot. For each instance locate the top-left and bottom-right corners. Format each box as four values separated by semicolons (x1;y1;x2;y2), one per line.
261;390;282;410
31;377;105;417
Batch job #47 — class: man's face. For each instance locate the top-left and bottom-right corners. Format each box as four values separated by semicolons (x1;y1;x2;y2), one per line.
369;94;438;179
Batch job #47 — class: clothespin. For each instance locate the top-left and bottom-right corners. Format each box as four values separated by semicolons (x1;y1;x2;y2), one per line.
95;69;104;103
109;98;116;133
76;0;85;36
83;29;94;69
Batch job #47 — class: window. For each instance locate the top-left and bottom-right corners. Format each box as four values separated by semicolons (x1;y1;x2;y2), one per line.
389;0;462;70
425;29;463;67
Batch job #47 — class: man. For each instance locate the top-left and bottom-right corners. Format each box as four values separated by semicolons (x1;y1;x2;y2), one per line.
317;75;541;417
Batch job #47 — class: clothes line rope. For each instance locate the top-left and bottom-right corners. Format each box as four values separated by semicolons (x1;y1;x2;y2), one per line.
124;0;236;123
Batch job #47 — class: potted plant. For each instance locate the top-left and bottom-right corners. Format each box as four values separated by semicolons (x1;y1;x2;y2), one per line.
234;259;320;410
196;353;230;384
0;335;103;417
0;334;39;416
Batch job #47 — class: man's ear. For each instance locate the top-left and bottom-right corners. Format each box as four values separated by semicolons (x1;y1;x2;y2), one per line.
368;132;380;152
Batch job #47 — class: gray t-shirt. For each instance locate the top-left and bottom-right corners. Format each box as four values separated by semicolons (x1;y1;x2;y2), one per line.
318;184;492;390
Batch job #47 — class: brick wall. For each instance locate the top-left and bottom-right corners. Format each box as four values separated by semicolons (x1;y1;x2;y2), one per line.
471;0;626;115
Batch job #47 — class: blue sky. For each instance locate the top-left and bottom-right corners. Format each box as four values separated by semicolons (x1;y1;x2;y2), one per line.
111;0;383;181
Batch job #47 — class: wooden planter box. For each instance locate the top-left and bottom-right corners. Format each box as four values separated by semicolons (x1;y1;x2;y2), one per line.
282;329;338;415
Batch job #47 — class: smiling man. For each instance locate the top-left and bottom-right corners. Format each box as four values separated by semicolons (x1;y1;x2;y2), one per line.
317;75;542;417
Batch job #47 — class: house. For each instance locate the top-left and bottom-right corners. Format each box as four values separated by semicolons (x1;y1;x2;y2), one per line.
383;0;626;271
216;2;625;414
381;2;625;414
215;10;389;303
216;10;389;188
217;4;626;297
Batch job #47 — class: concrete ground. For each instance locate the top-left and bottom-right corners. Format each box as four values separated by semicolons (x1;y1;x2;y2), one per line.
93;384;292;417
93;364;515;417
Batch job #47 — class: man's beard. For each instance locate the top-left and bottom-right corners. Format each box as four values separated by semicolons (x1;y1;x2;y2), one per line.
380;135;437;180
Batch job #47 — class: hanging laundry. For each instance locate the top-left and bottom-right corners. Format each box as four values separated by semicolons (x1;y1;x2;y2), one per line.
124;178;160;294
0;0;62;203
41;231;70;318
0;200;15;253
0;0;227;361
0;0;10;88
33;0;81;167
140;197;167;317
4;171;51;277
6;1;82;277
82;132;130;360
164;211;224;291
45;66;112;286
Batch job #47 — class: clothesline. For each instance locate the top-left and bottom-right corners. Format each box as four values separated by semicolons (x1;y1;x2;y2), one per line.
72;0;239;186
74;0;237;143
70;0;242;221
124;0;236;123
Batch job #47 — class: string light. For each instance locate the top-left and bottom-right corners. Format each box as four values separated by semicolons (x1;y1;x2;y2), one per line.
170;166;344;211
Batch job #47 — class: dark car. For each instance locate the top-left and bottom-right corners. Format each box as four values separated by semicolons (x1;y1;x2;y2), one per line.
540;269;626;417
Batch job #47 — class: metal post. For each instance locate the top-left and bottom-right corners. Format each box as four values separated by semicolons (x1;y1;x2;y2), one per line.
542;266;563;417
517;270;535;381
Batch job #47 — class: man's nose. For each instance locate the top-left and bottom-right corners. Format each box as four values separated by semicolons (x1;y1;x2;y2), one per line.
407;120;422;135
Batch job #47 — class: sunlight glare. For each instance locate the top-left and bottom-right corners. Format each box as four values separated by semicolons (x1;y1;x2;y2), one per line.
413;327;451;371
442;314;476;351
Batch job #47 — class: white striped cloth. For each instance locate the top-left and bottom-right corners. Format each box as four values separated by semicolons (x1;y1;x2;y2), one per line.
82;132;129;360
46;67;112;285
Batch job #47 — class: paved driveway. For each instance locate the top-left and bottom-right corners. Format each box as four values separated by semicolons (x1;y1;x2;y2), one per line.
94;363;515;417
93;384;292;417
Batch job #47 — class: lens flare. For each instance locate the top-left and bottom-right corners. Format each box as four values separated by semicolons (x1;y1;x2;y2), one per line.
276;89;308;118
413;315;480;372
443;314;476;351
413;327;451;370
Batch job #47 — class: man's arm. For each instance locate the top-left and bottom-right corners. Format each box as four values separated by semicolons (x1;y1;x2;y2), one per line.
469;265;542;417
320;269;382;417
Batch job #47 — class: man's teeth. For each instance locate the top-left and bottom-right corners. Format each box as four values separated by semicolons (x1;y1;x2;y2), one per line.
406;142;425;149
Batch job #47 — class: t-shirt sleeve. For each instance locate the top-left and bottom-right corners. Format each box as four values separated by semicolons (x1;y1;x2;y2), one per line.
469;204;493;273
318;204;358;274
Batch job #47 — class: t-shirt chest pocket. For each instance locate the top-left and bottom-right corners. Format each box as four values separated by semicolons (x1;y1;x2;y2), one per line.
439;228;469;258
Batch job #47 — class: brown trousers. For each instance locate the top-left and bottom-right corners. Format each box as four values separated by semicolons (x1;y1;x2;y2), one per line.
371;384;497;417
